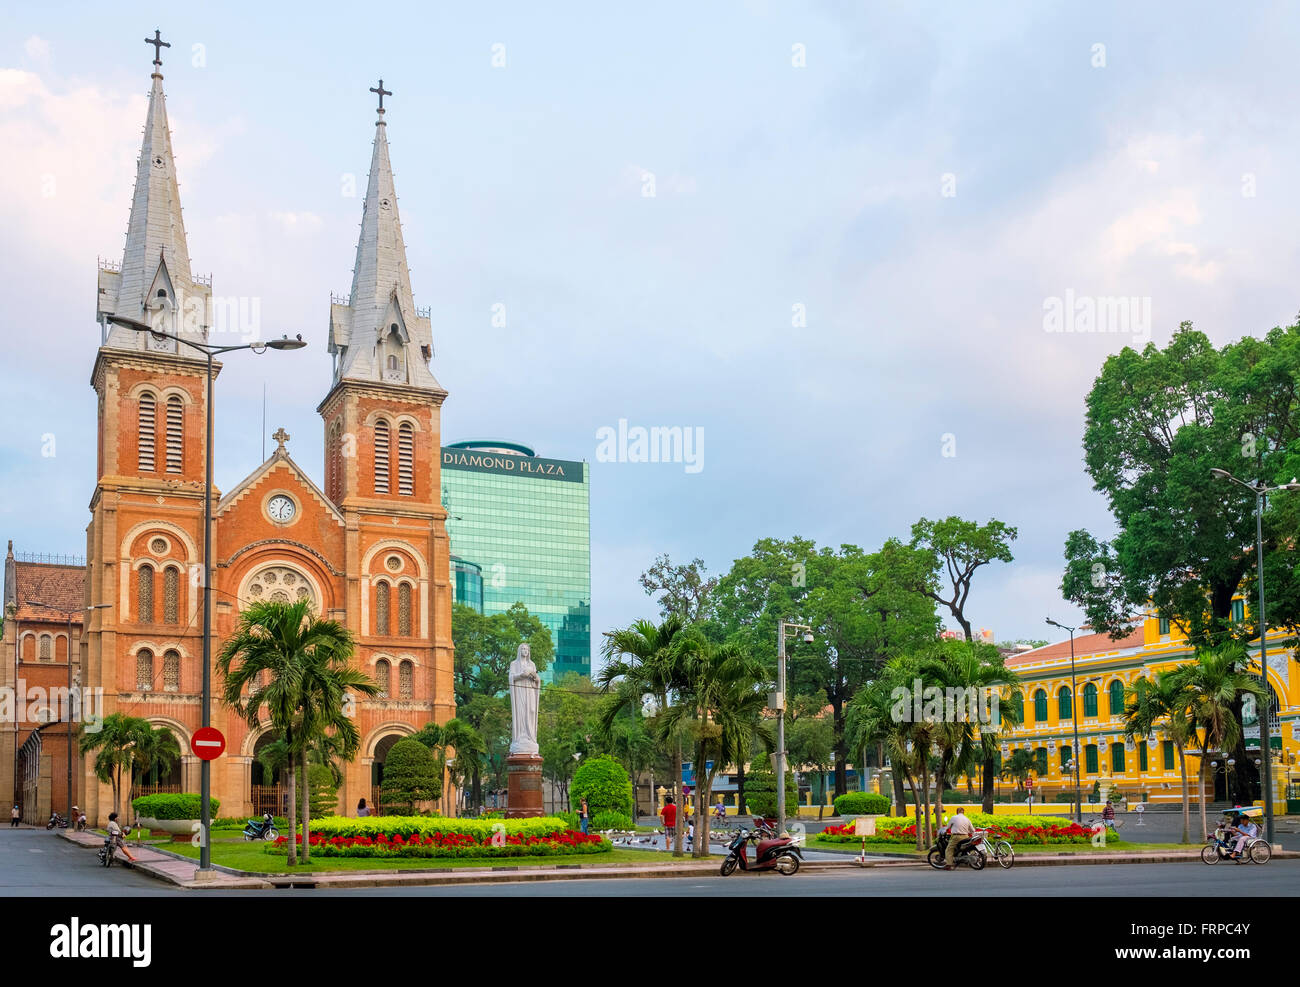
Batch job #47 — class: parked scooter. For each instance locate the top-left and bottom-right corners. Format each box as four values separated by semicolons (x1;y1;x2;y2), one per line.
242;812;279;841
719;818;803;876
45;811;67;831
927;830;987;870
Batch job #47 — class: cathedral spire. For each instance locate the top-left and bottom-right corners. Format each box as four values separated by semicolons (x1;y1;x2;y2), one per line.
98;31;210;353
328;80;439;390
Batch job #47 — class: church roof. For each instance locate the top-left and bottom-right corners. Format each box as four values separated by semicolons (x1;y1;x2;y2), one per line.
329;90;442;392
215;432;344;526
98;48;211;352
4;543;86;623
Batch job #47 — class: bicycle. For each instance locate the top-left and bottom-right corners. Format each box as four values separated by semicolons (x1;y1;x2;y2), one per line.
978;829;1015;869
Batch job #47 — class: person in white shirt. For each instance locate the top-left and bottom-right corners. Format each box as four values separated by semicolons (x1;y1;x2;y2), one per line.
1230;814;1259;862
944;807;976;870
106;812;136;862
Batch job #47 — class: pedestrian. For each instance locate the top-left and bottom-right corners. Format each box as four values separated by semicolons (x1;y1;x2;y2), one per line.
1102;799;1115;829
356;797;370;817
106;812;135;863
943;807;975;870
659;796;677;850
578;798;590;835
10;804;19;828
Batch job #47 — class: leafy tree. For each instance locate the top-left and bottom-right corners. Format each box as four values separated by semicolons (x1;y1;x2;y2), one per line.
1000;748;1037;796
457;693;511;812
413;718;486;816
570;754;633;816
711;537;939;799
308;764;338;818
639;554;718;624
743;763;797;819
1122;671;1195;844
908;516;1018;642
539;673;602;810
453;602;554;708
80;713;154;817
786;693;835;818
380;738;442;813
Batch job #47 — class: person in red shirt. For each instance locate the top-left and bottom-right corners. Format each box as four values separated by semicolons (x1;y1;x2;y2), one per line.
659;796;677;850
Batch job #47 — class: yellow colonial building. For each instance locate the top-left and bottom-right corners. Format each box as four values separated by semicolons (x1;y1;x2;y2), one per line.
989;609;1299;809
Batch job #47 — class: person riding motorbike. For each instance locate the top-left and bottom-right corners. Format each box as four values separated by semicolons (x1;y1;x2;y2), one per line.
105;812;136;863
943;807;976;870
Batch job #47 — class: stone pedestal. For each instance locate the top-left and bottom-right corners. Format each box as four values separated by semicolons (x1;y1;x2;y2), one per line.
506;754;544;818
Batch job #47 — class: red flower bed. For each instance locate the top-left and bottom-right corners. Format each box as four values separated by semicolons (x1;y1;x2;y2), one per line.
270;828;609;858
821;820;1098;845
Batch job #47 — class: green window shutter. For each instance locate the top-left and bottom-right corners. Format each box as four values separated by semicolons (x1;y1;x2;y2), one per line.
1058;688;1072;719
1085;745;1098;774
1162;741;1174;770
1231;599;1245;625
1139;741;1148;772
1083;683;1098;717
1034;690;1048;722
1158;616;1170;635
1035;748;1048;776
1111;742;1124;772
1059;746;1071;770
1108;680;1124;717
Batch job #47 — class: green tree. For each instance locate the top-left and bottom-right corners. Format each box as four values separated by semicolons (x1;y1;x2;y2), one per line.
308;764;338;818
380;738;442;813
570;753;633;817
1122;671;1195;843
539;673;602;810
218;599;367;865
413;718;485;816
1167;643;1266;840
908;516;1018;643
80;713;152;817
786;693;835;818
639;553;718;624
743;763;797;819
1000;748;1037;797
598;616;691;855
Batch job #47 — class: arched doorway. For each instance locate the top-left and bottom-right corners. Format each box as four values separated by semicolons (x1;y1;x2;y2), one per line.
370;734;404;814
251;732;288;816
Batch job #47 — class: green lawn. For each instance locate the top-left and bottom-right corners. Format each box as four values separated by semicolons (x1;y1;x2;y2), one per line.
161;842;706;874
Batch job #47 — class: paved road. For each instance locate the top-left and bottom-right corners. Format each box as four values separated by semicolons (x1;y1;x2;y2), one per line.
4;828;1298;896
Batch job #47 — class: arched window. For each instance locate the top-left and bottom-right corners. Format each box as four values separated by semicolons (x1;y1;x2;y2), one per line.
398;583;412;636
397;422;414;496
374;419;391;494
399;660;413;700
1110;741;1125;773
328;420;341;501
375;659;391;699
1057;687;1072;719
376;582;391;635
137;649;154;691
1085;744;1099;774
163;650;180;692
1083;682;1098;717
165;395;183;473
138;392;157;471
1108;679;1125;717
387;354;398;371
1033;689;1048;722
163;566;180;623
38;634;52;661
139;564;155;623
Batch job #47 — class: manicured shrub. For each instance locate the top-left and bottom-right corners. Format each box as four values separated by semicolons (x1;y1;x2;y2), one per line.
744;765;797;819
380;739;442;813
308;764;338;818
833;792;890;816
570;755;633;817
131;793;219;820
817;812;1094;845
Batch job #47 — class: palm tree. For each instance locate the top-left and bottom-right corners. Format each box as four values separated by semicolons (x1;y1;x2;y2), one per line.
663;633;770;856
1000;748;1037;797
1122;671;1194;844
598;617;690;855
414;718;484;815
130;724;181;791
1167;643;1266;842
219;598;361;866
80;713;149;817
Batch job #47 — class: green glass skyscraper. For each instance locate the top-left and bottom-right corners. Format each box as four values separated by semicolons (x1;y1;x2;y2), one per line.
442;440;591;681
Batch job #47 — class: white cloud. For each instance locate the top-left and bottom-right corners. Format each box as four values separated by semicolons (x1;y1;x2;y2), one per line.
23;36;50;61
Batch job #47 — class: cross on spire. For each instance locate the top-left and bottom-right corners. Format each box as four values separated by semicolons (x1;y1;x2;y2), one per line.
272;427;290;452
370;79;392;112
145;29;170;68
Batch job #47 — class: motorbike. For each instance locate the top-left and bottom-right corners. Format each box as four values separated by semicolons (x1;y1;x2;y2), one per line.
242;812;280;842
927;829;987;870
96;836;117;868
45;811;67;831
719;818;803;876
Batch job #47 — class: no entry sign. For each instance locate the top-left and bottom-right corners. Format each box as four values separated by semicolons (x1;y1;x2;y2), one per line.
191;727;226;761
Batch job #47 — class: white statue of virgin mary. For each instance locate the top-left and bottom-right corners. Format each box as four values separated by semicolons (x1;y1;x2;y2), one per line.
509;643;540;755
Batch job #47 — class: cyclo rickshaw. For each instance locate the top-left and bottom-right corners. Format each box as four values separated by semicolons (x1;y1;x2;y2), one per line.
1202;805;1271;865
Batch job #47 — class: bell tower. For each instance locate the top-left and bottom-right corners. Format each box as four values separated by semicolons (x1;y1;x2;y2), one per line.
318;80;455;729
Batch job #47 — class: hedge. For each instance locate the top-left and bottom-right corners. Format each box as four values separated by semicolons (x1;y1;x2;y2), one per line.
819;813;1099;845
307;815;578;841
131;793;220;820
570;755;633;817
745;766;798;818
833;792;890;816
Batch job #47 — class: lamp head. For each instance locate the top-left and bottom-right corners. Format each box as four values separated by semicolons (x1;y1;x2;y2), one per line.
266;334;306;351
802;631;814;644
1210;468;1232;480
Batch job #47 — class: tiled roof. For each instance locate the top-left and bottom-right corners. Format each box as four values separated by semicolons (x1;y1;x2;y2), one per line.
10;562;86;622
1005;625;1145;668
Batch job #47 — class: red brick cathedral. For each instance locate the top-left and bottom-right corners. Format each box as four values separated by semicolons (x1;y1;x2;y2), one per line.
3;45;454;825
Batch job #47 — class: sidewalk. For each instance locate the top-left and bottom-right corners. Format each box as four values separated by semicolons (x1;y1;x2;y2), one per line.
61;830;272;889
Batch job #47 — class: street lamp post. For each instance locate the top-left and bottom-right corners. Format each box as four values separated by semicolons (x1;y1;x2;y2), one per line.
1209;468;1300;844
24;601;111;831
1046;618;1082;824
106;316;304;872
775;620;813;837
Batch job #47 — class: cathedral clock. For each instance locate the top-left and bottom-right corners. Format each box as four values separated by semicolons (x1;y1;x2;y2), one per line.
267;494;296;523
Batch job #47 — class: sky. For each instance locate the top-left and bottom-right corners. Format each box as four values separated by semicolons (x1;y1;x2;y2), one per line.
3;1;1300;659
